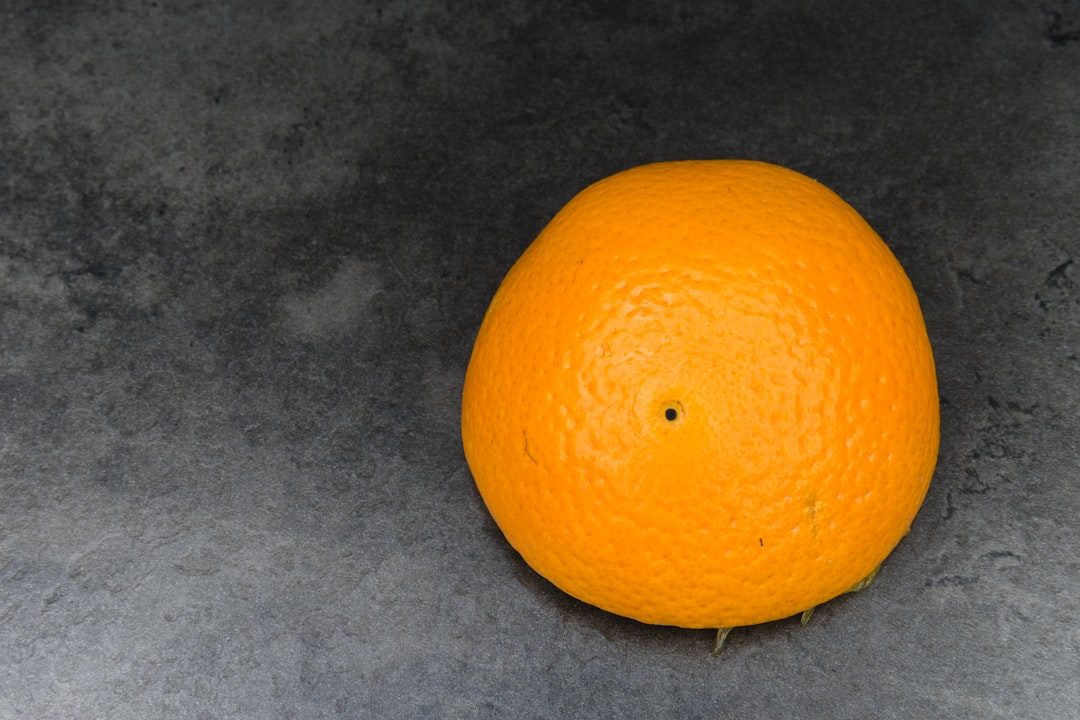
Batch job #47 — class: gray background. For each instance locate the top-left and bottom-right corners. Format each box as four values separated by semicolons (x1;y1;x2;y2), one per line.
2;1;1079;718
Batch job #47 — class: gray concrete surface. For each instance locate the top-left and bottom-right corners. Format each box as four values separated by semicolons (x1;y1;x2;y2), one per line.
2;1;1079;718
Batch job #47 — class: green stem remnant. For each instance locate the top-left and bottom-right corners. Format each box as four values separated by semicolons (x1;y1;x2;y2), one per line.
710;563;886;655
848;564;881;594
711;627;733;656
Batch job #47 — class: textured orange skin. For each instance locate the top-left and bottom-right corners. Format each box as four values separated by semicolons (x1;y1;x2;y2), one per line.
461;160;939;629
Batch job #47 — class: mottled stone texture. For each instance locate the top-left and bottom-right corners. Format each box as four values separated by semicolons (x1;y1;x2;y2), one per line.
2;1;1079;718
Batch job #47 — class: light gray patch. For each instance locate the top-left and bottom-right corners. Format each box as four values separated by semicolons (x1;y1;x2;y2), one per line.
279;258;383;341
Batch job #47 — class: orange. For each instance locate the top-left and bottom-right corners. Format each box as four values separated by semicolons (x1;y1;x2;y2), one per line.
461;160;939;634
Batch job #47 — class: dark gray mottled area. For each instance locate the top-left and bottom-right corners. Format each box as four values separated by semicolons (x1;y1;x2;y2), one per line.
2;1;1079;717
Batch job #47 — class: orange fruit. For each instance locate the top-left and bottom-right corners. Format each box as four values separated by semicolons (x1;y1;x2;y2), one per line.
461;160;939;633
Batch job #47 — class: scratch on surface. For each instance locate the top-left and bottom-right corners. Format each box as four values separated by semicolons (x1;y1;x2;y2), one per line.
522;430;538;465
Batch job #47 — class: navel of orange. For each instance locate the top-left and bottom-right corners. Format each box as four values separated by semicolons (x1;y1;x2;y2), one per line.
462;160;939;631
